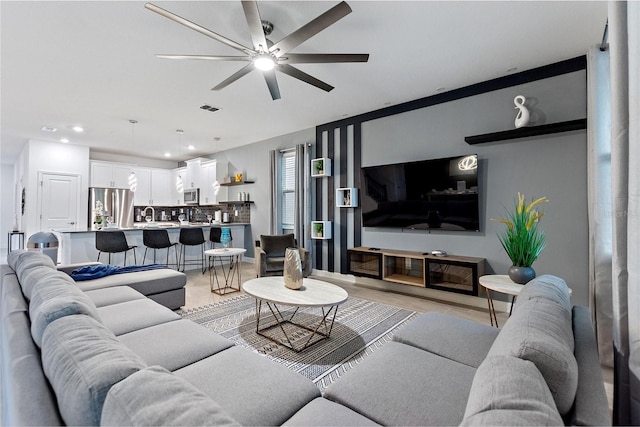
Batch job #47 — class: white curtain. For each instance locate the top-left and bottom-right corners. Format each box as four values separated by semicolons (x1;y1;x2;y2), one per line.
609;1;640;423
268;150;279;234
587;45;613;367
294;144;312;250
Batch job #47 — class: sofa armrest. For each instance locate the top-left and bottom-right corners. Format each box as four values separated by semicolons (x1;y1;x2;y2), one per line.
255;247;267;277
57;262;102;276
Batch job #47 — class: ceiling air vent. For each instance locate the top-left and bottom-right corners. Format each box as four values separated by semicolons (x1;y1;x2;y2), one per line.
200;105;220;112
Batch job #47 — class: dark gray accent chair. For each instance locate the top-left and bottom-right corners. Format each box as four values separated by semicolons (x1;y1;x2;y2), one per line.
255;234;311;278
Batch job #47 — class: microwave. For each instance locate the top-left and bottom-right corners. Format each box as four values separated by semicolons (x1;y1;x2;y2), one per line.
183;188;199;205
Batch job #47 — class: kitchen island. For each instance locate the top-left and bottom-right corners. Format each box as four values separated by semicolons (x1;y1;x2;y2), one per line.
57;223;251;269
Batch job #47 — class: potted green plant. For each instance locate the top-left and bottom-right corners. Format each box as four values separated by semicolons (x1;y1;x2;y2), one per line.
313;160;324;175
492;193;548;284
314;222;324;238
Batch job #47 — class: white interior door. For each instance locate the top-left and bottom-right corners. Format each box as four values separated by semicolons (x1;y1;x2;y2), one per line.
39;172;80;231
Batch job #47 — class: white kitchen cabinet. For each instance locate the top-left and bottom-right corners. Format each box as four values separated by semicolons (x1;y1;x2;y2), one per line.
132;167;151;206
90;161;132;188
185;158;207;190
171;168;186;206
150;169;172;205
200;160;218;205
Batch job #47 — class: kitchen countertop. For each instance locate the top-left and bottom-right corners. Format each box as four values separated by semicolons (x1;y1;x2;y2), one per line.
59;222;250;233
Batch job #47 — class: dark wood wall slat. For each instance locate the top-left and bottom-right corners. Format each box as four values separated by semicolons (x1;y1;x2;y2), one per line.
339;125;348;273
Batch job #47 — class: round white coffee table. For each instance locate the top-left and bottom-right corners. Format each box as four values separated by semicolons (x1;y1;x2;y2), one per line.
204;248;246;295
243;277;348;352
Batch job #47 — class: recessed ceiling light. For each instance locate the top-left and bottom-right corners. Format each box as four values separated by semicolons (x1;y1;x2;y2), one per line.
72;126;84;133
41;126;57;132
60;138;69;143
187;145;195;150
213;137;221;142
164;152;171;157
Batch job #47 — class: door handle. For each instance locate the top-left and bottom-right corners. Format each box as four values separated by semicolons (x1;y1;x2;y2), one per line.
68;221;76;225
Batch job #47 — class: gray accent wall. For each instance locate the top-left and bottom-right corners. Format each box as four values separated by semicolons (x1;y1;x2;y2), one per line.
360;70;588;305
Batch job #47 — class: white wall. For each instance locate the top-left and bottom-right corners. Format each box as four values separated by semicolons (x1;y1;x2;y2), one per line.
21;140;90;239
0;164;16;254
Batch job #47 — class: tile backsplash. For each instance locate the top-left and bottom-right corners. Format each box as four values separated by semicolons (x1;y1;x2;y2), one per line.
134;203;251;224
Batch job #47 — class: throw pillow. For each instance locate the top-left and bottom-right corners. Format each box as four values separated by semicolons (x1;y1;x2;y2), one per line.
101;366;241;426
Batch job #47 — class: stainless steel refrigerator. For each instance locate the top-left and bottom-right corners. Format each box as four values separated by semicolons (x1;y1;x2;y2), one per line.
89;188;134;230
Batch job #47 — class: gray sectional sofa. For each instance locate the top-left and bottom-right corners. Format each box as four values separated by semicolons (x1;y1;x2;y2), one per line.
1;250;610;426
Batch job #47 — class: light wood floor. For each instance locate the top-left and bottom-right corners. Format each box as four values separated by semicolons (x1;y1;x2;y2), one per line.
184;261;613;414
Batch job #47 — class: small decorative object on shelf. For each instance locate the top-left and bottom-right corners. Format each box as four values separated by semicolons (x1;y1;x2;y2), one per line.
235;173;243;182
311;158;332;177
491;193;549;284
311;221;332;239
514;95;530;129
336;188;358;207
283;248;303;290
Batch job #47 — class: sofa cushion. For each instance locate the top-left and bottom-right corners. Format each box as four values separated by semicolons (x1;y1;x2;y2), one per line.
29;275;101;347
118;319;235;371
75;269;186;296
392;311;500;368
487;297;577;415
324;341;476;426
260;234;296;258
101;365;240;426
461;355;563;426
84;286;146;307
8;250;56;278
176;346;321;426
41;315;147;426
514;274;571;313
283;397;380;426
20;266;71;301
97;299;180;336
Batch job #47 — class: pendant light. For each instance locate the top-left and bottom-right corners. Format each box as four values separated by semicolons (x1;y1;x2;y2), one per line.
128;120;138;192
175;129;184;193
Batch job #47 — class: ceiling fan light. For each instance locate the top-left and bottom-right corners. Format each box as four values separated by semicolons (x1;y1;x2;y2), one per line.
254;55;275;71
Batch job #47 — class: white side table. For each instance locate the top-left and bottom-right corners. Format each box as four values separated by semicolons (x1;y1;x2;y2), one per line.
479;275;525;328
204;248;246;295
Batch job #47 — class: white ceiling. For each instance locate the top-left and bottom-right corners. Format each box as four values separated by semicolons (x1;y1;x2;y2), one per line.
0;1;608;165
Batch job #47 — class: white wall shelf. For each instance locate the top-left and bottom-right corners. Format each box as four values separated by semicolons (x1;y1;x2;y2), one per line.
311;221;332;240
336;188;358;208
311;158;331;177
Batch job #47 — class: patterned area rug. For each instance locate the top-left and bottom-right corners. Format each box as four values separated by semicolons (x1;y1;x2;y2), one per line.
178;295;417;390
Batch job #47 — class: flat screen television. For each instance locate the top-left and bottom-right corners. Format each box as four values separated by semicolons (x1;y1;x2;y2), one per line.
360;154;480;231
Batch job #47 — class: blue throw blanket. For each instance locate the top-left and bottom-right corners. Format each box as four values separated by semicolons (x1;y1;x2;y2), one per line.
71;264;169;281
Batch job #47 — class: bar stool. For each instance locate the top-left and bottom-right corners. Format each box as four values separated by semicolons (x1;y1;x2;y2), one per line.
179;227;206;274
208;227;233;270
95;230;137;265
142;229;179;269
209;227;232;249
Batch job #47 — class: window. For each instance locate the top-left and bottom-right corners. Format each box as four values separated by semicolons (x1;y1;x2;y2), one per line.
281;151;295;234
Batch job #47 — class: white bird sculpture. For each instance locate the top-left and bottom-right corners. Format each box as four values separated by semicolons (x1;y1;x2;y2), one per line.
514;95;530;129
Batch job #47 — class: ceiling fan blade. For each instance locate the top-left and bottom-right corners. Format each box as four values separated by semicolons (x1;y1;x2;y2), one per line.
270;1;352;57
278;64;334;92
157;54;251;61
241;1;269;52
263;69;281;100
145;3;254;55
211;63;255;90
279;53;369;64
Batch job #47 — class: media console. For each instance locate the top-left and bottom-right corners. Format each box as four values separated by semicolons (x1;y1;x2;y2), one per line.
347;247;485;296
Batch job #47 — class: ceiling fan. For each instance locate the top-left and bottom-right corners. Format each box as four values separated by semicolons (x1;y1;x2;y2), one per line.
145;1;369;100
